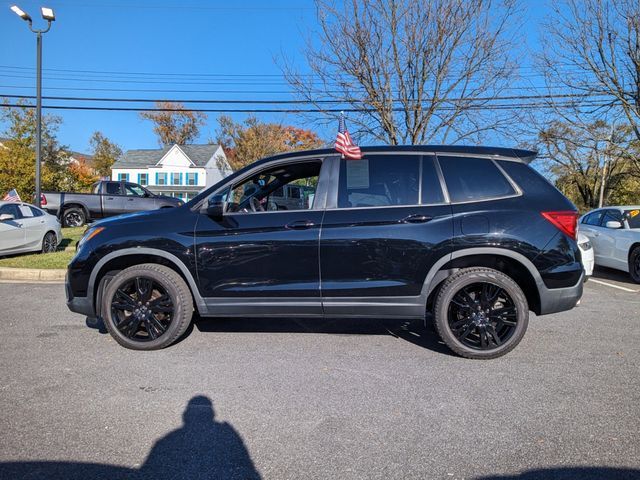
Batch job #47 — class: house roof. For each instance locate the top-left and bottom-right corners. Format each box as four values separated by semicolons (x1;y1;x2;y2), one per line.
113;144;221;169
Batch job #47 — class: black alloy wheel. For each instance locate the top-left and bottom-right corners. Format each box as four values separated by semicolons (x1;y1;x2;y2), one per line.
101;264;194;350
63;207;85;227
41;231;57;253
447;282;517;350
433;267;529;359
629;246;640;283
110;277;174;342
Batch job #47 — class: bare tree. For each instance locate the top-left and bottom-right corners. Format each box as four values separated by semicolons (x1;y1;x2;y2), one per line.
140;102;207;147
540;0;640;142
282;0;521;145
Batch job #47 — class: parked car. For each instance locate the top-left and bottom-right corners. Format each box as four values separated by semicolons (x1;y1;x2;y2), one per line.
42;180;183;227
267;184;315;210
578;232;594;279
578;206;640;282
65;146;584;359
0;201;62;255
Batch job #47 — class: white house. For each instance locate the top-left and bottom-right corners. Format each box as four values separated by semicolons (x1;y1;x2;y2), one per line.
111;144;232;201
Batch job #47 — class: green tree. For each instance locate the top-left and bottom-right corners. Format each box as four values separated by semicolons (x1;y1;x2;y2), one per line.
90;131;123;177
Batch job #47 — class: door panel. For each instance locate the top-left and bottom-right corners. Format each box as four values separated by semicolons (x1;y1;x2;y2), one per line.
0;204;25;252
101;182;125;216
123;182;157;213
320;154;453;303
17;205;43;248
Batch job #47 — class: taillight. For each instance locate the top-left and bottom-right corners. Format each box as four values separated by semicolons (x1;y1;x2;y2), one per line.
40;193;47;206
541;211;579;240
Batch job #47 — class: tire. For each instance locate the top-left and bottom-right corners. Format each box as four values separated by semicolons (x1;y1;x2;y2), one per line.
101;263;194;350
41;231;57;253
629;246;640;283
433;267;529;360
62;207;86;227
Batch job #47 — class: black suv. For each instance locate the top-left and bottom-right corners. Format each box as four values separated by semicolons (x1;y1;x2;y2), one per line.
66;146;583;359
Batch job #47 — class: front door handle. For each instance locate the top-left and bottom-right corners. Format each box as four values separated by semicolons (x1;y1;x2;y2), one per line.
107;197;114;200
285;220;315;230
402;214;433;224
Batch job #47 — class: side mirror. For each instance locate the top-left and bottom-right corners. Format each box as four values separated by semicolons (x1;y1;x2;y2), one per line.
206;194;227;219
605;220;623;229
0;214;15;222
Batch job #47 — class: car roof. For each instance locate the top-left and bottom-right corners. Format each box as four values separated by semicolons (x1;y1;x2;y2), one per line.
257;145;537;165
584;206;640;213
0;201;38;209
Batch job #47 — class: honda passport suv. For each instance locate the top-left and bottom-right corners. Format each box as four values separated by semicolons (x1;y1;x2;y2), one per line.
66;146;584;359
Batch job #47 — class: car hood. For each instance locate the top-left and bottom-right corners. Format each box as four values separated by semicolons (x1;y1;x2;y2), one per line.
90;207;179;228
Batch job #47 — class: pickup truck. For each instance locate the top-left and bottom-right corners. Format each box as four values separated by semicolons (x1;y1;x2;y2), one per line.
42;180;183;227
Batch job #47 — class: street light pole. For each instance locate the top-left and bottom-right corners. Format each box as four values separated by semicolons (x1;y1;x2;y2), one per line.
11;5;55;208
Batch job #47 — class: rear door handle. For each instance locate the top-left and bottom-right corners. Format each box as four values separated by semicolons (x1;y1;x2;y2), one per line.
107;197;114;200
127;198;134;201
402;214;433;224
285;220;315;230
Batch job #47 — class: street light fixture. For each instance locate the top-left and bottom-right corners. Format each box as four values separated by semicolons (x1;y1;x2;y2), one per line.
10;5;55;208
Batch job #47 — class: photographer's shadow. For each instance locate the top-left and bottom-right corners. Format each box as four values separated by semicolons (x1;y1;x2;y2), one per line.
0;395;261;480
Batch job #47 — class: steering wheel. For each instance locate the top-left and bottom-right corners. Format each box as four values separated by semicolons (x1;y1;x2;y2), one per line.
249;196;265;212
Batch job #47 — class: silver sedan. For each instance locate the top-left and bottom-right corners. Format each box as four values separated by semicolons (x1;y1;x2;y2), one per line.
0;201;62;255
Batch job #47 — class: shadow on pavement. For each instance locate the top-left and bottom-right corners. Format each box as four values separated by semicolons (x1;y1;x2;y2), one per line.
591;265;638;287
0;395;261;480
195;315;455;356
474;466;640;480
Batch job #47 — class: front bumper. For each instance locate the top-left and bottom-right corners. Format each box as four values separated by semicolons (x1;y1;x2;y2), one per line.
537;270;585;315
65;272;95;317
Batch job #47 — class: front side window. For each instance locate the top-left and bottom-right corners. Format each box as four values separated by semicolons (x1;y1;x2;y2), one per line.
338;155;419;208
439;156;516;203
104;182;122;195
225;161;322;213
601;209;623;227
0;204;23;219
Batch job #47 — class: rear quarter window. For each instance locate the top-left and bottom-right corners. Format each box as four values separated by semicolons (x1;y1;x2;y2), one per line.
497;160;556;195
438;156;516;203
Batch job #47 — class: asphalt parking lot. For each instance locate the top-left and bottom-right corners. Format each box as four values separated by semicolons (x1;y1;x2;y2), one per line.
0;269;639;480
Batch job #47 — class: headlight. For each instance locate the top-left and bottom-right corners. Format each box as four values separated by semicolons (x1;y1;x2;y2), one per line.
77;226;105;250
579;241;591;250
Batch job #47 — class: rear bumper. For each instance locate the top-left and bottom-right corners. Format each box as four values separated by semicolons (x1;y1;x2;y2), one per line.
537;270;584;315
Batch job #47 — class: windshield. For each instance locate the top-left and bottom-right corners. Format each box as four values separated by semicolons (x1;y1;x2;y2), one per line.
625;209;640;228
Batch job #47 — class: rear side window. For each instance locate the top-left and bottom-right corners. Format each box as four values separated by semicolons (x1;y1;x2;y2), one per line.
29;206;44;217
583;211;604;226
338;155;419;208
438;156;516;203
497;160;555;195
421;156;445;204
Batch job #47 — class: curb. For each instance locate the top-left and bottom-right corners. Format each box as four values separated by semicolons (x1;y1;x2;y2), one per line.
0;267;66;283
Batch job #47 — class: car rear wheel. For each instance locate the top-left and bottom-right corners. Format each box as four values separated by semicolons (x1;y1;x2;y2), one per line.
629;246;640;283
433;267;529;359
41;231;57;253
62;207;86;227
101;264;194;350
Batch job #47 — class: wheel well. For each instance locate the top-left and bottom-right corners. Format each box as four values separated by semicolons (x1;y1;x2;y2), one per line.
62;203;89;218
92;254;200;315
428;254;541;315
628;243;640;262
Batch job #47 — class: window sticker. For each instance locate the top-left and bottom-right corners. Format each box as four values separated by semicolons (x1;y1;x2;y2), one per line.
19;205;34;217
629;209;639;218
346;159;370;189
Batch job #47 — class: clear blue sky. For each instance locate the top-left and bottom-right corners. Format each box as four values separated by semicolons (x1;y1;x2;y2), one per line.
0;0;550;154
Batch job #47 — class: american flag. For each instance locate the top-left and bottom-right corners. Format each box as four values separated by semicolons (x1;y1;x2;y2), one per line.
335;113;362;160
3;189;21;203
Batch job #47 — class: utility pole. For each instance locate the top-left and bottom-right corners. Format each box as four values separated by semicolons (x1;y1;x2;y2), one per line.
11;5;55;208
598;124;615;209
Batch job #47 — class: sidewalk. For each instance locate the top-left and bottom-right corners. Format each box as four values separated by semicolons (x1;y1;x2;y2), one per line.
0;267;65;283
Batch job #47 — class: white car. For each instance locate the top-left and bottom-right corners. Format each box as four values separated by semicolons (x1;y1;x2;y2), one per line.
579;205;640;282
0;201;62;255
578;232;594;278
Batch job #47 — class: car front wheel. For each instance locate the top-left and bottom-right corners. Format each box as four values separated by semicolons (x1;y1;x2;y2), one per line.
433;267;529;359
41;231;57;253
101;263;194;350
629;246;640;283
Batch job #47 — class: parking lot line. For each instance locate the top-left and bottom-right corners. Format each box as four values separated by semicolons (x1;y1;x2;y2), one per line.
589;279;639;293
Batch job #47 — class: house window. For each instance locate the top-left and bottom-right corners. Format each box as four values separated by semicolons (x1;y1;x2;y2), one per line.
117;173;129;182
186;172;197;186
172;172;181;185
138;173;148;186
157;173;167;185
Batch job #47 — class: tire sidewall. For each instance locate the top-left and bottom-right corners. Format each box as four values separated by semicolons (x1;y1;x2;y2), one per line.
630;248;640;283
63;208;85;228
42;232;57;253
435;269;529;359
101;266;190;350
